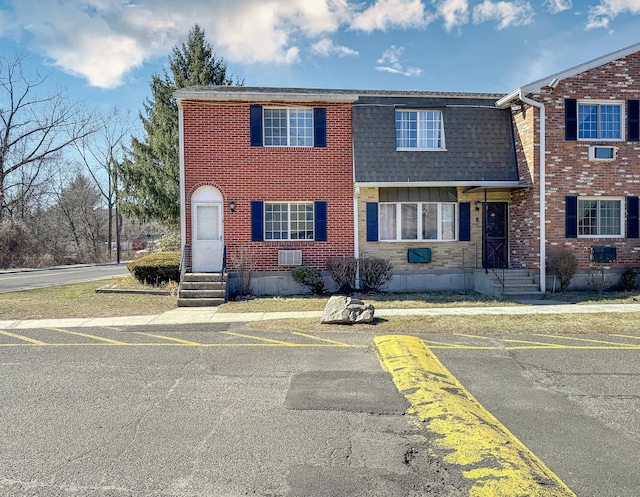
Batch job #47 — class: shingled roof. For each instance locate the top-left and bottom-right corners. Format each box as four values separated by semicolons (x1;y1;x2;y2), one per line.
353;94;519;185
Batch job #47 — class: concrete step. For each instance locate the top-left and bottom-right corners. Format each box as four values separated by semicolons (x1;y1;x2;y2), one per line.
183;272;226;283
178;289;226;299
181;281;226;291
177;297;226;307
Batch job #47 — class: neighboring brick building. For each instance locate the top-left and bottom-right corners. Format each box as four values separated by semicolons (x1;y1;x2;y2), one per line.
176;41;640;297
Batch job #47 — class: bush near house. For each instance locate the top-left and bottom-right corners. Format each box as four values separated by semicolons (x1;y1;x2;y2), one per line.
326;256;357;294
548;252;578;293
128;251;180;286
291;266;325;295
359;256;393;293
621;268;639;292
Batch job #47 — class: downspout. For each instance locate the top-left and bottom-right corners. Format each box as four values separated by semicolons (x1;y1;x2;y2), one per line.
518;91;546;293
177;98;187;260
352;140;361;290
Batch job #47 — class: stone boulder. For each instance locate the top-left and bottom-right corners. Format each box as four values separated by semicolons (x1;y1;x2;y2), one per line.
321;296;375;325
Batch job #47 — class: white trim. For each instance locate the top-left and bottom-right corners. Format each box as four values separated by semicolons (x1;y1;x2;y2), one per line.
497;42;640;104
178;101;186;252
355;181;521;188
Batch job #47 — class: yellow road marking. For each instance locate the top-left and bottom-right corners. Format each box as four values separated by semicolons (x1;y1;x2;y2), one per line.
502;338;566;348
611;333;640;341
0;330;47;345
222;331;293;346
375;335;576;497
135;332;202;345
290;332;351;346
49;327;127;345
534;333;638;347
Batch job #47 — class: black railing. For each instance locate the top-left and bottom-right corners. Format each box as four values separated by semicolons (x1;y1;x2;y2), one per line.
178;244;191;295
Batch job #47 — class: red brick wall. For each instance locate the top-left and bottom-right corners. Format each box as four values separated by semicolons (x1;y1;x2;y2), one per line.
182;99;354;271
511;51;640;270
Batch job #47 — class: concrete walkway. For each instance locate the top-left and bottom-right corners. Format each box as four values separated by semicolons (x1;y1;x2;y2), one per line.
3;301;640;329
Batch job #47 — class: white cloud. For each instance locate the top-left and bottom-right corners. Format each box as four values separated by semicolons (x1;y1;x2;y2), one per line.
435;0;470;32
350;0;434;32
472;0;535;29
375;45;423;77
1;0;355;88
586;0;640;30
311;38;359;57
544;0;572;14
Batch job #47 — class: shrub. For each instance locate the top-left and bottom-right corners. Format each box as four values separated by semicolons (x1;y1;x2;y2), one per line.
127;251;180;286
548;252;578;292
291;266;325;295
359;256;393;293
326;256;357;294
621;268;639;292
586;269;613;293
231;247;255;296
156;231;181;252
0;220;41;269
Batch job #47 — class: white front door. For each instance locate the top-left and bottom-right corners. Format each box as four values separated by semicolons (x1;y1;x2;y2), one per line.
191;187;224;272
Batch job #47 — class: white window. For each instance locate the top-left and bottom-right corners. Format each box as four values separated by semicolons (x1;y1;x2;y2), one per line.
265;202;314;240
264;108;313;147
380;202;457;241
578;198;624;237
396;110;445;150
578;101;623;140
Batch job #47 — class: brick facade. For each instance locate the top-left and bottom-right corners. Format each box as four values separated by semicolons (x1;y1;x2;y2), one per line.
181;99;355;272
510;50;640;270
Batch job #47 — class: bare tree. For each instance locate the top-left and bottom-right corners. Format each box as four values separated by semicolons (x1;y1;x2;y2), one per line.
0;52;99;222
74;108;136;262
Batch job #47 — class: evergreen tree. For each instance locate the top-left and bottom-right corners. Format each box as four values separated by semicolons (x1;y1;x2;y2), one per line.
119;25;239;227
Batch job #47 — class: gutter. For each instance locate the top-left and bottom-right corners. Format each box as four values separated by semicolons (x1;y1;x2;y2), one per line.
498;90;546;293
177;99;187;259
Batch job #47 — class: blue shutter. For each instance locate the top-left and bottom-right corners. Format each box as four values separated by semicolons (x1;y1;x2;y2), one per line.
565;98;578;141
628;196;639;239
565;196;577;238
629;100;639;142
251;201;264;241
250;105;263;147
314;201;327;241
314;107;326;148
459;202;471;241
366;202;378;242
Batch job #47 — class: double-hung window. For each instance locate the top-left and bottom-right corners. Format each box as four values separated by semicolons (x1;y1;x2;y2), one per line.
264;108;313;147
379;202;456;241
578;101;623;140
265;202;315;240
396;110;445;150
577;197;623;237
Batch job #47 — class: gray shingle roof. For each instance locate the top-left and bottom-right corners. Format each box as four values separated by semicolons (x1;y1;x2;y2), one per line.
353;95;518;184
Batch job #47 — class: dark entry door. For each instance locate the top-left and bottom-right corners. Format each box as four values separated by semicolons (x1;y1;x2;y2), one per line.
483;202;508;269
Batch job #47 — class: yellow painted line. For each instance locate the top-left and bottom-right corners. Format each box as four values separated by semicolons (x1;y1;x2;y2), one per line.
502;338;567;348
135;332;202;345
535;333;638;347
611;333;640;341
455;333;492;340
49;327;128;345
0;330;47;345
222;331;294;346
375;335;576;497
290;332;351;347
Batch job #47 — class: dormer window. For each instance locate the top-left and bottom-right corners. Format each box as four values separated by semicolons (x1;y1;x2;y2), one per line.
577;101;623;140
396;110;445;150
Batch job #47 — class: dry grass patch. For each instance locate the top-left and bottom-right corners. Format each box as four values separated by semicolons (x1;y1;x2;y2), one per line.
0;280;177;320
245;312;640;335
219;291;515;313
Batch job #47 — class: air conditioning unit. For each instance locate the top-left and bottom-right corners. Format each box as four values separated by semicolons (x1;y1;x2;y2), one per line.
278;250;302;266
589;145;616;161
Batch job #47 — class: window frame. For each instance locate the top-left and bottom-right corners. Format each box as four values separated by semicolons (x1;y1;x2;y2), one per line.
263;107;314;147
577;196;624;238
379;201;457;242
577;100;625;141
264;201;315;241
395;109;446;151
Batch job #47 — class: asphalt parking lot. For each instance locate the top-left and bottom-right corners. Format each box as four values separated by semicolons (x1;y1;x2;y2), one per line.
1;324;639;496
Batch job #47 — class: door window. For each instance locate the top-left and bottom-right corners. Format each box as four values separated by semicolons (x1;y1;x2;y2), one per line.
196;205;220;241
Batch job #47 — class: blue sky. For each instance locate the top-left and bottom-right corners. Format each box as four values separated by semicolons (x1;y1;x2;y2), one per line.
0;0;639;117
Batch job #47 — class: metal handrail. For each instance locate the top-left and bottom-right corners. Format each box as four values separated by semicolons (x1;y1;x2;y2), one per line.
178;244;191;295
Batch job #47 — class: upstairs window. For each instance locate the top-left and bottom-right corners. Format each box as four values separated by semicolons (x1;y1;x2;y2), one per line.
264;108;313;147
577;101;623;140
396;110;445;150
